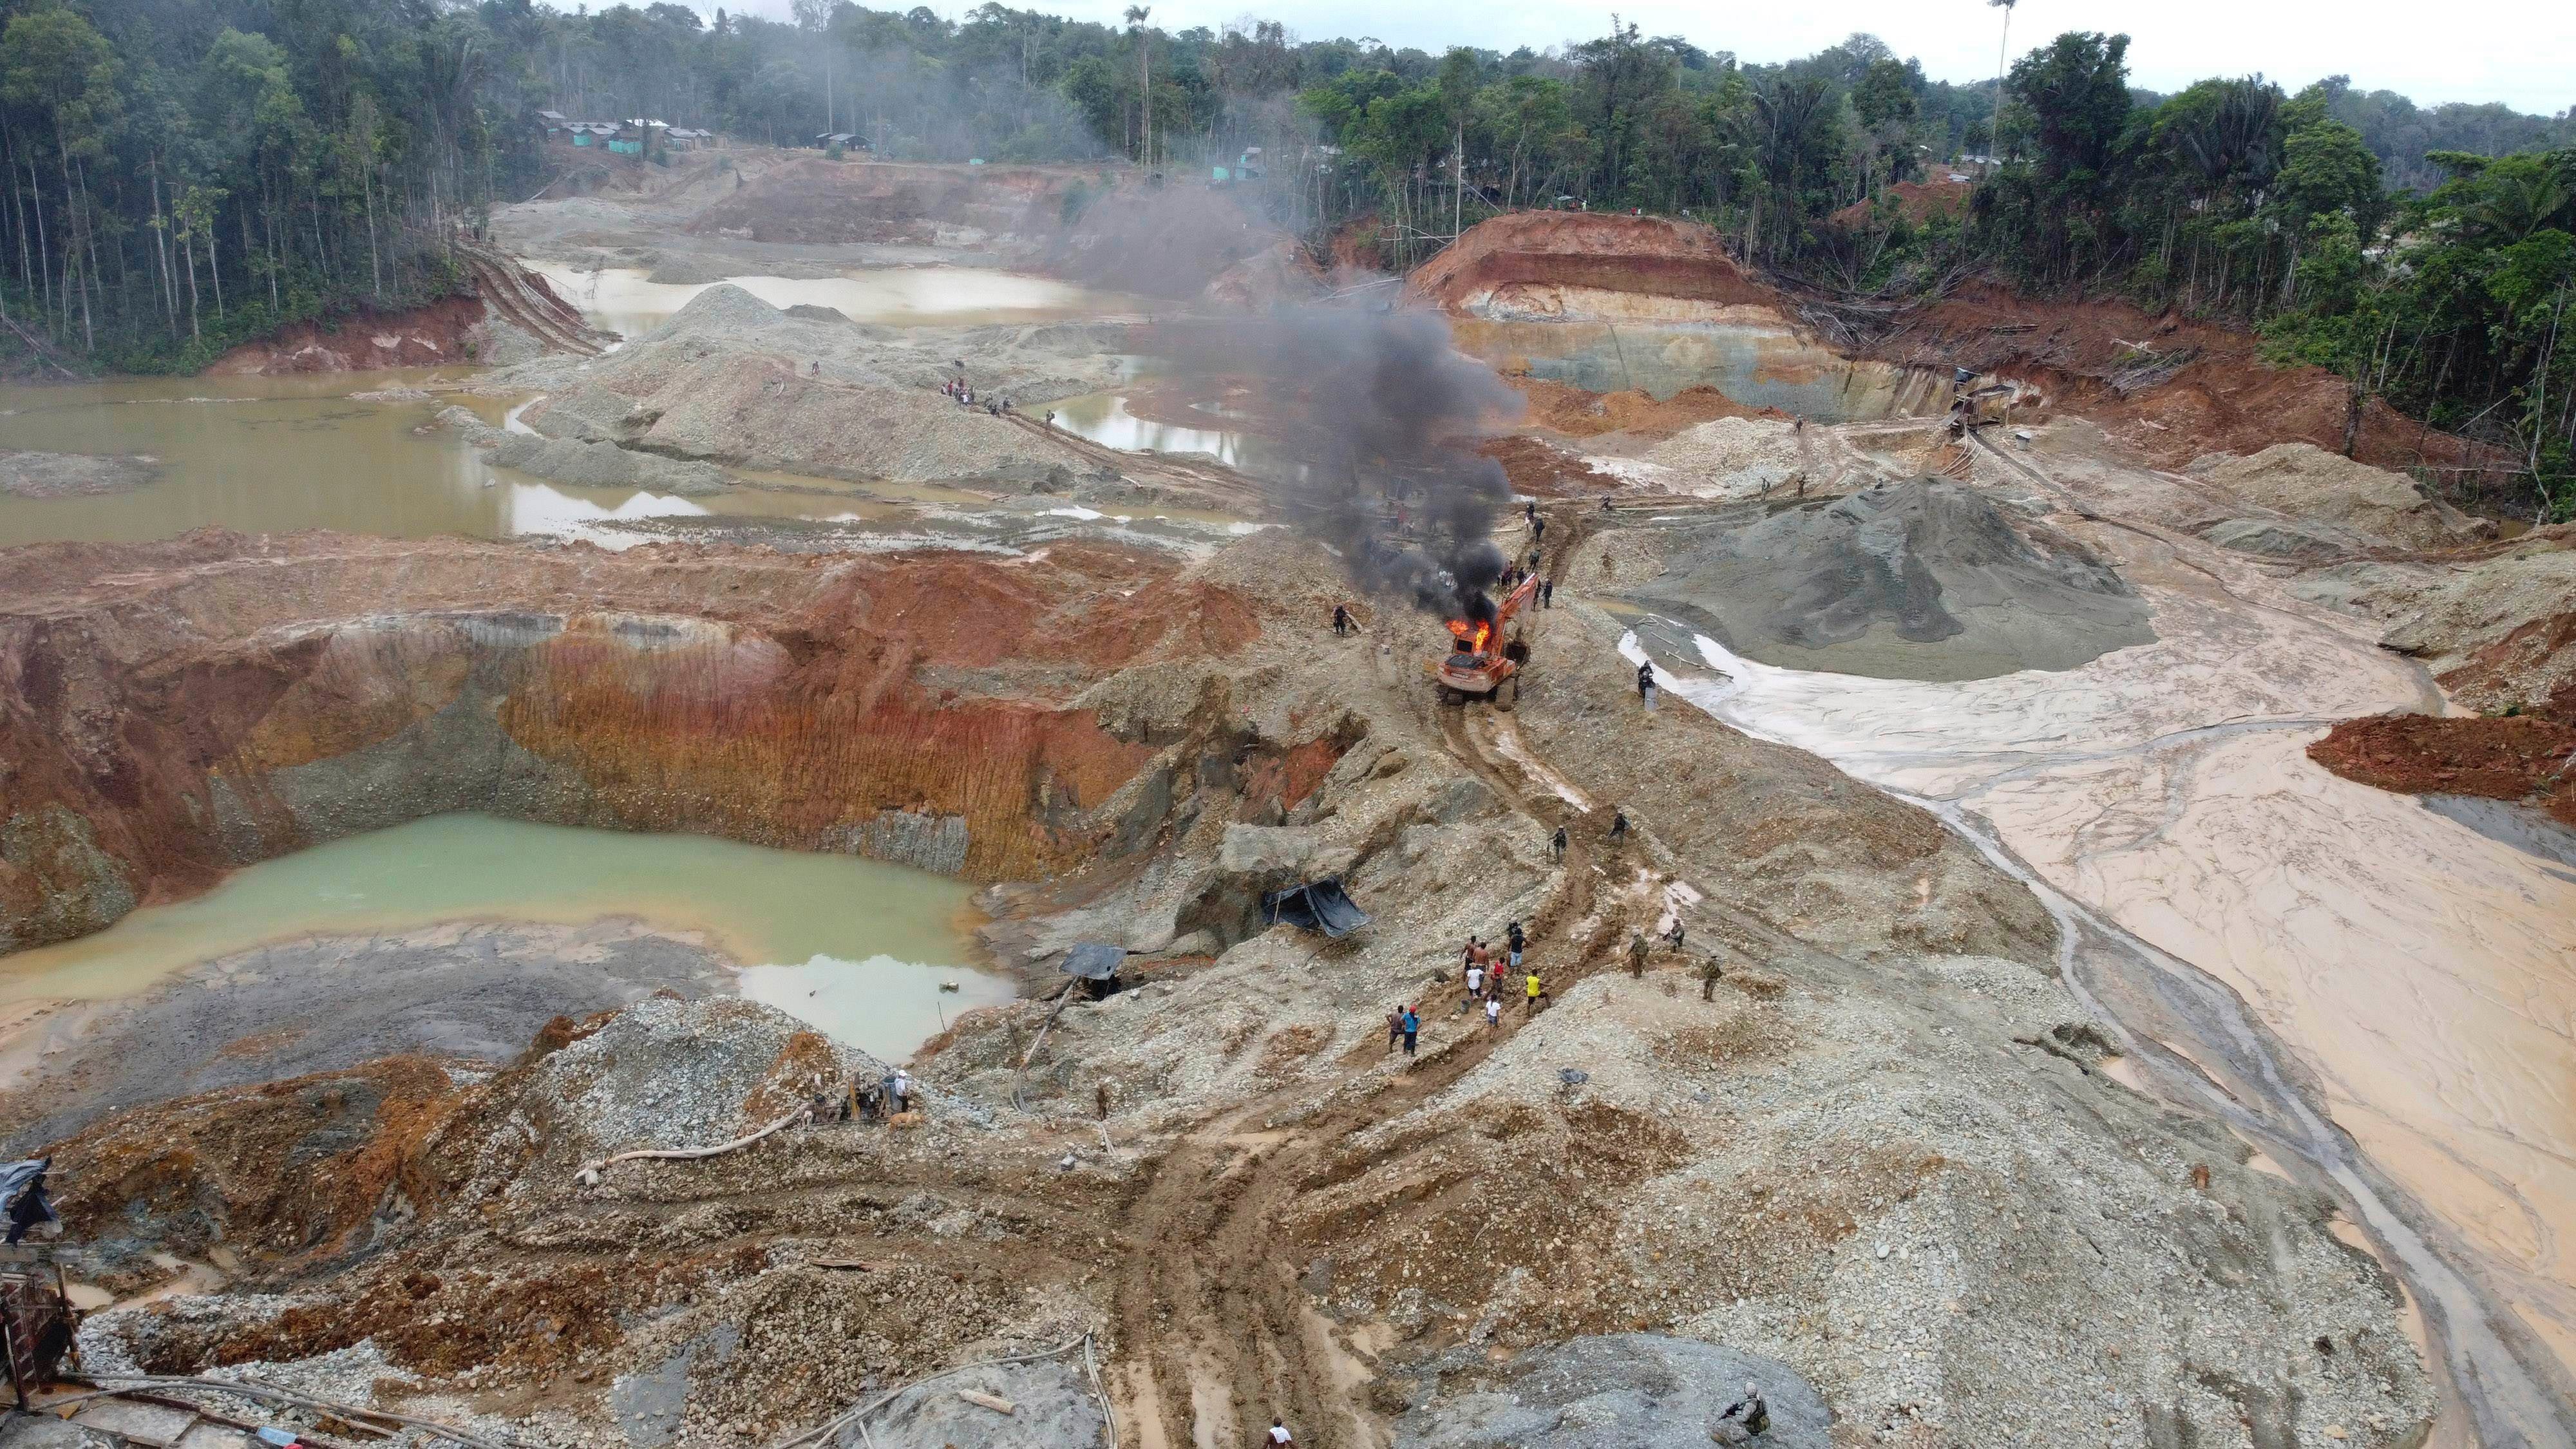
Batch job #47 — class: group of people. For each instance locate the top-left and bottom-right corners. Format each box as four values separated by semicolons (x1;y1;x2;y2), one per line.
1383;920;1560;1061
813;1066;915;1124
939;374;1011;417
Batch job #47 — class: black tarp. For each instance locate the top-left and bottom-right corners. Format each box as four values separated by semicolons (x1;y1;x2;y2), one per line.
1061;943;1126;981
1262;877;1370;938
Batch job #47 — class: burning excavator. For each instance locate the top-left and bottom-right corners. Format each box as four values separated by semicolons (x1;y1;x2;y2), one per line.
1432;573;1540;708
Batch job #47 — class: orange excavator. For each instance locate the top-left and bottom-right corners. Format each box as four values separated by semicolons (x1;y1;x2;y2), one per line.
1432;573;1540;709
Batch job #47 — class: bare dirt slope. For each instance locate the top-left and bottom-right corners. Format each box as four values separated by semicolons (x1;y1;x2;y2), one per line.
9;526;2438;1449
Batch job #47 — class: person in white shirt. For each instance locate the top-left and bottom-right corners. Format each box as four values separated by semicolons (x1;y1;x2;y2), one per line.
1463;963;1484;1012
1484;996;1502;1028
1267;1421;1293;1445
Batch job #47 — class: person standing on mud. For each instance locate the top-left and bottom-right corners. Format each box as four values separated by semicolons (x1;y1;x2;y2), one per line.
1332;603;1352;637
1541;576;1555;609
1387;1005;1405;1053
1484;994;1503;1028
1549;824;1567;862
1506;920;1526;971
1628;928;1651;980
1401;1005;1420;1058
1463;958;1484;1014
1267;1421;1294;1446
1701;952;1725;1001
1637;658;1657;708
1609;809;1630;846
1524;968;1548;1012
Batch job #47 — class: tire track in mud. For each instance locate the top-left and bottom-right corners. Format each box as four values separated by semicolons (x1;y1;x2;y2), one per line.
1104;681;1629;1449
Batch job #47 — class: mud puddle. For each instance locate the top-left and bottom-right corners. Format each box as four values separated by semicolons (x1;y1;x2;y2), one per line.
1615;513;2576;1436
526;263;1152;336
0;813;1009;1061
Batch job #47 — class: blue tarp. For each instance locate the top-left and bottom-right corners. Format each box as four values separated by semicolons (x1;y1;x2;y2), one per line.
1263;877;1370;938
1062;943;1126;981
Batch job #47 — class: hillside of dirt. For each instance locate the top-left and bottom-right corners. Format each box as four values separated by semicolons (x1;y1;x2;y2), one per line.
2308;682;2576;827
0;530;1259;952
1857;278;2512;483
1406;212;1786;322
0;522;2444;1449
681;158;1289;300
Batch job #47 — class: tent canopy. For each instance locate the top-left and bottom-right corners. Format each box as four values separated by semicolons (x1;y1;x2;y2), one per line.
1061;943;1127;981
1262;877;1370;938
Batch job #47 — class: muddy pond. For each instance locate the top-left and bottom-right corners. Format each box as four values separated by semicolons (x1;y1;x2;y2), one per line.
0;813;1007;1061
0;372;987;547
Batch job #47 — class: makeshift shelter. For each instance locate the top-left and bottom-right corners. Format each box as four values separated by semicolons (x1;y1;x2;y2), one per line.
1059;942;1128;998
1262;877;1369;938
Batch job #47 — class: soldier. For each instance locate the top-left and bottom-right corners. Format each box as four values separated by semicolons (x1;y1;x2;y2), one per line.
1701;954;1725;1001
1627;929;1650;980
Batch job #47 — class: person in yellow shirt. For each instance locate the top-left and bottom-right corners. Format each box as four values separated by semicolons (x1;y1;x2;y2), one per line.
1524;969;1547;1012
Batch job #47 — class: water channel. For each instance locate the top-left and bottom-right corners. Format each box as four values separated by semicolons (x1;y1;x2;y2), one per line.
1616;489;2576;1444
0;813;1007;1061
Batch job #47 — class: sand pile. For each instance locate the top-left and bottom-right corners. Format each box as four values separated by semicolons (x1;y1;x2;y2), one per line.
1637;416;1806;498
2193;442;2490;552
497;285;1130;486
1629;478;2155;679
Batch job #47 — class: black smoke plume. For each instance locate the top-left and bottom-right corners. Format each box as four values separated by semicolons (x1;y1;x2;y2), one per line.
1157;305;1519;620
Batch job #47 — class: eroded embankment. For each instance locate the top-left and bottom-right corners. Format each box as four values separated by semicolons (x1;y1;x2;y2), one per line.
0;531;1276;952
10;527;2447;1449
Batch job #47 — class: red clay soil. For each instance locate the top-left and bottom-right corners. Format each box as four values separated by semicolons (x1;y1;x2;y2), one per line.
0;532;1282;951
1827;178;1974;231
2308;682;2576;827
1478;435;1620;497
206;294;489;374
1507;376;1783;439
1408;214;2505;487
1405;212;1783;314
1860;279;2511;479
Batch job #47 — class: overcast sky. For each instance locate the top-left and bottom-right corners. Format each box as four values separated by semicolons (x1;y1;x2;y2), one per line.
723;1;2575;116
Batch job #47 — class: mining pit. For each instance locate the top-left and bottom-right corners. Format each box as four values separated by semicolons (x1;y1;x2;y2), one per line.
0;164;2571;1449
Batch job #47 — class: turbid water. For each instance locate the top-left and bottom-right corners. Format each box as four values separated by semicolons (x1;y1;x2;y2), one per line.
1618;476;2576;1443
1452;317;1941;419
0;372;1002;548
529;263;1151;337
0;813;1009;1061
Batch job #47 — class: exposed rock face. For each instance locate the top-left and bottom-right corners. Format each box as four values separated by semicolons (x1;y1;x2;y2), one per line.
2193;442;2490;553
1406;213;1788;324
205;294;491;374
0;531;1262;950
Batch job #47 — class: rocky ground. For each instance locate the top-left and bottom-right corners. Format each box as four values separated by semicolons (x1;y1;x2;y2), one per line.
2;515;2443;1449
6;189;2571;1449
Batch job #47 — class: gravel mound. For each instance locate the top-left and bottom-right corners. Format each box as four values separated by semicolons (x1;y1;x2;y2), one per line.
2193;442;2488;551
1638;417;1803;498
1629;477;2155;679
1390;1335;1827;1448
435;406;731;495
531;995;889;1155
0;448;159;499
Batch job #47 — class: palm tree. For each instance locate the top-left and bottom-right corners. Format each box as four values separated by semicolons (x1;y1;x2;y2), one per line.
1124;6;1151;166
1985;0;2014;164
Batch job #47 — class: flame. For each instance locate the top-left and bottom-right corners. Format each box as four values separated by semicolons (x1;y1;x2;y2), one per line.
1446;618;1492;652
